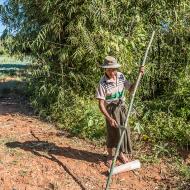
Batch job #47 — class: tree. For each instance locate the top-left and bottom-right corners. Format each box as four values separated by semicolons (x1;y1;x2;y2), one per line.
0;0;189;144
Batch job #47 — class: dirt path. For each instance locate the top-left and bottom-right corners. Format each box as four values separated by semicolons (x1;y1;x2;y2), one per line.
0;80;185;190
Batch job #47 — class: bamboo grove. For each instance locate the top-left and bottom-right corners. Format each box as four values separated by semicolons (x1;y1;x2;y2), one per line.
0;0;190;145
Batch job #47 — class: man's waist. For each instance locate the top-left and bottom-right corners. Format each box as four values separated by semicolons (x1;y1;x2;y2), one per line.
107;99;125;106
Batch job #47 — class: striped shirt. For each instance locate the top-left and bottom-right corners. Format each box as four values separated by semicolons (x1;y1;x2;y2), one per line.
96;72;131;104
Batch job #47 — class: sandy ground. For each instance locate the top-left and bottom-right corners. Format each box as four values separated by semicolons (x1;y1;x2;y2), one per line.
0;79;189;190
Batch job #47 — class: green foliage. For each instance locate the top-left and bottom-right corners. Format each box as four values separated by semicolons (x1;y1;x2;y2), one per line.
26;62;105;140
0;0;190;144
146;112;189;145
52;91;105;140
178;163;190;181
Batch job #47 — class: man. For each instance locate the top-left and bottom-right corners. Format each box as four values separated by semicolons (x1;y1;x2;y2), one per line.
96;56;144;167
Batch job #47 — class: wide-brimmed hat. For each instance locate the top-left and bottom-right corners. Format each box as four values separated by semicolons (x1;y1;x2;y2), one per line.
100;56;121;69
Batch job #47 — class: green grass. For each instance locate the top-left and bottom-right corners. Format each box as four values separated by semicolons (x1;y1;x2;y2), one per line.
0;55;29;64
18;169;28;177
0;55;30;96
0;55;30;76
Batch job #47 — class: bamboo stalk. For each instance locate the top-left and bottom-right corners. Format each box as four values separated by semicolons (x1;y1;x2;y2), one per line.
105;31;155;190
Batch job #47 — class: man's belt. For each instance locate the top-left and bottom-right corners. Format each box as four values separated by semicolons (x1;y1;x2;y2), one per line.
109;99;124;105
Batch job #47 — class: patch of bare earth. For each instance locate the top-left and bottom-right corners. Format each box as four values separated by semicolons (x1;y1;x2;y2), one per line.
0;79;189;190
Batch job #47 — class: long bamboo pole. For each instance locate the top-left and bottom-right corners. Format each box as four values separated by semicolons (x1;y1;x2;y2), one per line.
105;31;155;190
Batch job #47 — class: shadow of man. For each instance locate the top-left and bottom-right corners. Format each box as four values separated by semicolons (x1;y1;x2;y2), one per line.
6;140;105;163
6;140;106;190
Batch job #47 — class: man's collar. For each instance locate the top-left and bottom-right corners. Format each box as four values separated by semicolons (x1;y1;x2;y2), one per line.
104;72;118;83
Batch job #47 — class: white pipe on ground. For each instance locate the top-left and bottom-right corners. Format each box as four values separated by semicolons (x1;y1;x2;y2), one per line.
109;160;141;175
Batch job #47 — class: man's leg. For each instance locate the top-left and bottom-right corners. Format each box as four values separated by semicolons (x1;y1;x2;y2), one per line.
107;148;129;166
117;104;131;163
118;151;129;163
106;148;113;168
107;147;112;157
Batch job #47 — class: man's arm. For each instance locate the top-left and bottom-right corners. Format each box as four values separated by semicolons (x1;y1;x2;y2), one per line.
98;99;118;128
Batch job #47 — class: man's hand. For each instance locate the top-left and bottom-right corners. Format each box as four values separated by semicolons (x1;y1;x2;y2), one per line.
139;66;145;75
98;99;118;128
108;118;118;128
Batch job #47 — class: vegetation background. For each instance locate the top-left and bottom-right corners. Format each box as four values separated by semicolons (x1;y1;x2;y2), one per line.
0;1;189;183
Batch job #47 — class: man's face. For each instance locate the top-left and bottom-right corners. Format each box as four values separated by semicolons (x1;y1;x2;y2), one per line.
105;68;117;78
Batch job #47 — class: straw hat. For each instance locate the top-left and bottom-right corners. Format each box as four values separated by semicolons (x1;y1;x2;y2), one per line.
100;56;121;69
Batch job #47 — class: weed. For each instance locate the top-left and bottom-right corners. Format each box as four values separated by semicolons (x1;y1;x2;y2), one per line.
18;169;28;177
10;160;18;166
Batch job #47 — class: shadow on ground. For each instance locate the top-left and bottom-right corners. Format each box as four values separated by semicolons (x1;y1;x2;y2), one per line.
0;94;32;115
0;80;24;92
6;140;106;190
0;79;33;115
5;140;105;163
